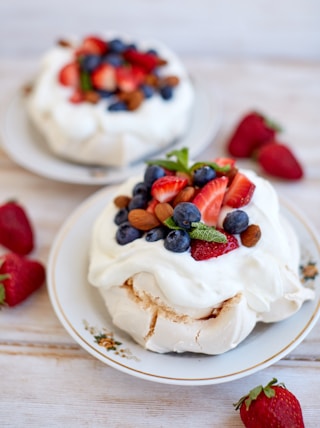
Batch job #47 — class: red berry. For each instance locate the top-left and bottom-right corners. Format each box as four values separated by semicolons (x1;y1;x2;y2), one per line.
234;378;305;428
58;62;80;87
123;49;159;73
257;141;304;180
223;172;256;208
151;176;188;203
227;112;280;158
0;253;45;307
0;201;34;255
69;88;85;104
80;36;108;55
193;176;228;226
91;63;116;91
190;230;239;260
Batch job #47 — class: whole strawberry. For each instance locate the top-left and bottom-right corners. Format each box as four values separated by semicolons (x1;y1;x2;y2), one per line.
0;201;34;255
234;378;305;428
257;141;304;180
0;253;45;307
227;111;281;158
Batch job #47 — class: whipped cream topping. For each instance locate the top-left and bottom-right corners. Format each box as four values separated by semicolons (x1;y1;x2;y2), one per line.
26;36;194;167
88;169;315;354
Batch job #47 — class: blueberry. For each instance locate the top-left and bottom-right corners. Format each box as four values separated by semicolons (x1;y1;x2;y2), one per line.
108;38;127;53
128;194;148;210
132;182;149;198
146;48;158;56
140;84;154;99
145;226;168;242
103;53;123;67
116;221;143;245
144;165;166;189
193;166;216;187
173;202;201;230
81;54;101;72
164;229;191;253
223;210;249;234
98;89;114;98
108;101;128;112
160;85;173;100
126;43;137;50
114;207;128;225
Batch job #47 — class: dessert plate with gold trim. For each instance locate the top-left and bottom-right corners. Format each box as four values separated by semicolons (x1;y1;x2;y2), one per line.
47;185;320;385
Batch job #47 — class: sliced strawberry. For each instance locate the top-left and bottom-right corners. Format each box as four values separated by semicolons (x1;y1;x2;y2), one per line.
257;141;304;180
69;88;85;103
80;36;108;55
223;172;256;208
116;66;139;92
91;63;116;91
213;157;236;168
227;112;280;158
123;49;159;73
192;176;228;227
58;62;80;87
151;176;188;203
146;198;159;214
191;231;239;261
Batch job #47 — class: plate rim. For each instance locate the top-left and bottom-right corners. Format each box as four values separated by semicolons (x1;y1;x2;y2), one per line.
47;185;320;385
1;73;222;186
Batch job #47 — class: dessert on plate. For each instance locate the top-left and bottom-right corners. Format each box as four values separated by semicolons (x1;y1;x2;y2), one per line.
25;34;194;167
88;148;315;355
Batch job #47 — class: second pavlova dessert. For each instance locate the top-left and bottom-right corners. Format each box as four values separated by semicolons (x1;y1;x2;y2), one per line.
88;148;314;354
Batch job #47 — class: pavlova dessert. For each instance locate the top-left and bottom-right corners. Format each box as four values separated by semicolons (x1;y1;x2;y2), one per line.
25;34;194;167
88;148;314;354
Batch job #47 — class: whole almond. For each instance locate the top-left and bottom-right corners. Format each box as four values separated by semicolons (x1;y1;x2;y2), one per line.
173;186;195;207
126;90;144;111
114;195;131;208
84;90;101;104
162;75;180;87
128;209;160;231
154;203;174;223
240;224;261;247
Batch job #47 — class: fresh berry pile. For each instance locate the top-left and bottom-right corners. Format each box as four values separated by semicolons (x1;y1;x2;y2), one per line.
0;200;45;307
113;148;261;260
227;111;304;180
57;35;180;111
234;378;305;428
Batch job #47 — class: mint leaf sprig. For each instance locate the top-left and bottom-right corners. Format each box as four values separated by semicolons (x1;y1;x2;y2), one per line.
146;147;231;175
164;217;227;243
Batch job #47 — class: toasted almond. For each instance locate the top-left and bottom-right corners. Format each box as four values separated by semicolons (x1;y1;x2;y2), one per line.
144;74;159;87
83;90;101;104
154;203;174;223
173;186;196;207
126;90;144;111
162;75;180;87
128;209;161;231
114;195;131;208
57;38;73;48
240;224;261;247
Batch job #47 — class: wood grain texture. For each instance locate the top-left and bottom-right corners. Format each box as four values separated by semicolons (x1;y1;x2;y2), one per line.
0;58;319;427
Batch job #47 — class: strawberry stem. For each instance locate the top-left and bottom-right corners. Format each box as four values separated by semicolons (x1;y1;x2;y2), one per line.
234;378;280;411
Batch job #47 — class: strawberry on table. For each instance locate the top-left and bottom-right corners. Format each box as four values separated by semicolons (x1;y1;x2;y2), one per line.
234;378;305;428
257;141;304;180
0;253;46;307
0;201;34;255
193;176;228;226
227;111;281;158
223;172;256;208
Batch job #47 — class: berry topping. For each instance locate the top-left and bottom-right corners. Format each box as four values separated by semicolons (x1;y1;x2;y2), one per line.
151;176;188;203
192;176;228;227
80;36;108;55
113;148;260;259
222;210;249;234
116;221;143;245
164;229;191;253
190;231;239;261
193;165;216;187
223;172;256;208
58;62;80;87
173;202;201;230
91;63;116;91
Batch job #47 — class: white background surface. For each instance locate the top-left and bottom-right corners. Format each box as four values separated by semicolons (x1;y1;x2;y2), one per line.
1;0;320;60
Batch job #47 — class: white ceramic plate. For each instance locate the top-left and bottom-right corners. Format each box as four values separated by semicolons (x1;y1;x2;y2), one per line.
47;185;320;385
1;74;221;185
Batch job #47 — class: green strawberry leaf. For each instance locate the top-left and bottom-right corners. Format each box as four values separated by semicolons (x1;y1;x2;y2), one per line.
189;223;227;243
190;161;231;174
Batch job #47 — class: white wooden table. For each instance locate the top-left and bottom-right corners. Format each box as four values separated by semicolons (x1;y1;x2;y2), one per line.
0;58;319;427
